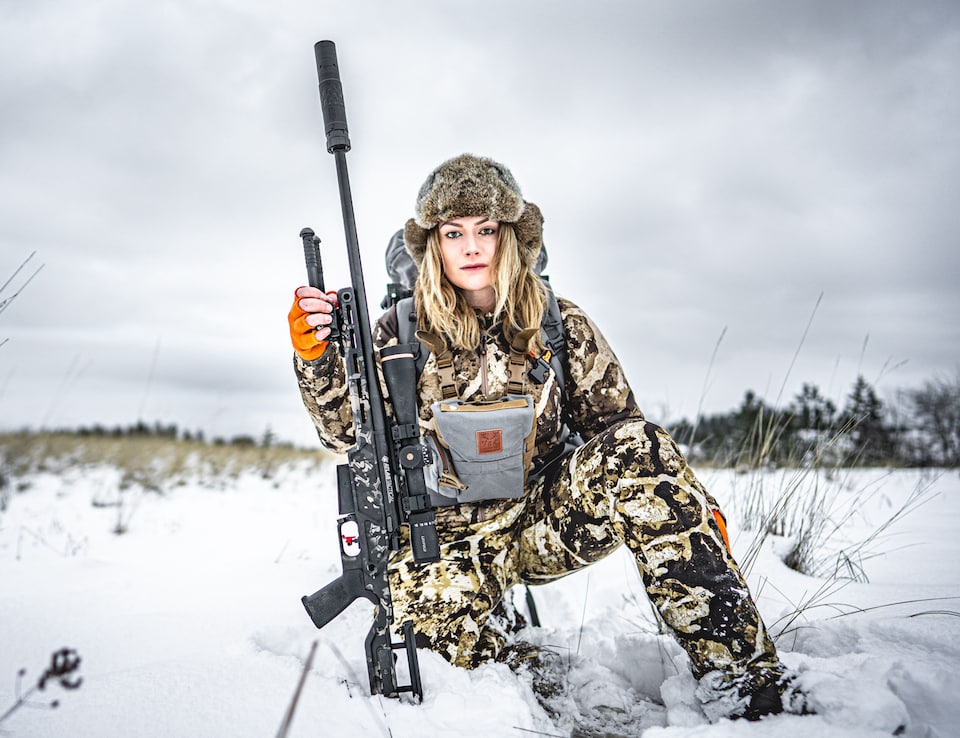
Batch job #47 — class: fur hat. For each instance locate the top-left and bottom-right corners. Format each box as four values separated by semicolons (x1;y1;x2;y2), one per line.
403;154;543;269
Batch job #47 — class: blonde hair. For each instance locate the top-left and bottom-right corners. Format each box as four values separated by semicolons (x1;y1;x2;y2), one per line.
414;223;547;354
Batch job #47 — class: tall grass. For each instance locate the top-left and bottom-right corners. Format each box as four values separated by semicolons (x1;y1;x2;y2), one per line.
728;461;938;581
712;385;938;581
681;294;937;581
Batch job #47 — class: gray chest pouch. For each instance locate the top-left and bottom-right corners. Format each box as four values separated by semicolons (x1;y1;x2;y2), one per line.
424;395;536;506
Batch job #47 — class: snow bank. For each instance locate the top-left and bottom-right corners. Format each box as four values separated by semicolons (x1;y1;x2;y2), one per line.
1;466;958;737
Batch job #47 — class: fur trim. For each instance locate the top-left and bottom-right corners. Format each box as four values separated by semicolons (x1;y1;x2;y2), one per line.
404;154;544;269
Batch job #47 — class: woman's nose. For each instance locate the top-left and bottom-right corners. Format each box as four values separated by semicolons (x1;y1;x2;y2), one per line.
462;234;480;254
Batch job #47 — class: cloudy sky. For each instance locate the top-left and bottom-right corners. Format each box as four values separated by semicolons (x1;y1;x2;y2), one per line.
1;0;957;447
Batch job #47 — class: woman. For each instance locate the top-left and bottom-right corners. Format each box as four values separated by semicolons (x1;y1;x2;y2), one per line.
288;154;799;721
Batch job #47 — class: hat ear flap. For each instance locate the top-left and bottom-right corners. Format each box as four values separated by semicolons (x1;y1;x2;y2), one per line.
404;218;428;266
513;201;544;268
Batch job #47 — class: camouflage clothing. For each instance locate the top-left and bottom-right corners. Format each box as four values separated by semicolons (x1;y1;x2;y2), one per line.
294;297;781;686
295;298;639;457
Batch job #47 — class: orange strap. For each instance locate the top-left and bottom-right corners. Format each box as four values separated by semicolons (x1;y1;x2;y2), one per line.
712;509;731;555
288;292;328;361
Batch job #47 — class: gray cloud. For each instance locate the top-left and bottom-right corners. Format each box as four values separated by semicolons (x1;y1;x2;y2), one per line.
1;0;957;446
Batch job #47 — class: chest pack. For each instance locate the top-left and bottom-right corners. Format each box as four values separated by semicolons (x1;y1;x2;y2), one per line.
395;291;570;507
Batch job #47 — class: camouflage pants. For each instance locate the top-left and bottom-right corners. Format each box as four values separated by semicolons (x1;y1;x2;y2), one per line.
390;419;781;681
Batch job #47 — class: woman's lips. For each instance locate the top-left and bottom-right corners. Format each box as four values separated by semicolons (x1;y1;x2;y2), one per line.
462;264;487;271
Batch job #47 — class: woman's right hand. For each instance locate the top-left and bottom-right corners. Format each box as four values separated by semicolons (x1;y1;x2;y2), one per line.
288;286;338;361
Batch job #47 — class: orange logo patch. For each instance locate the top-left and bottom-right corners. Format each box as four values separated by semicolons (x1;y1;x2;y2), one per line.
476;429;503;455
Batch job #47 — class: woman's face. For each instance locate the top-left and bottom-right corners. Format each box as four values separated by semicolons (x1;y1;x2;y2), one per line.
437;215;498;309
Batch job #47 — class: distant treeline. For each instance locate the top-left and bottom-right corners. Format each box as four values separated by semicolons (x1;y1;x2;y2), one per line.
668;372;960;468
11;372;960;469
44;421;295;450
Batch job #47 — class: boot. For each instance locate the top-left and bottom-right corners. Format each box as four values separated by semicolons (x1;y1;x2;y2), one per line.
698;666;812;722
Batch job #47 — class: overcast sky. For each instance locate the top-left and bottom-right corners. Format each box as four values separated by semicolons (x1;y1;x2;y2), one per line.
1;0;957;447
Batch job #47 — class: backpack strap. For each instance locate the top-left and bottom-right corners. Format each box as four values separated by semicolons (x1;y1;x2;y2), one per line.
538;278;567;394
434;350;459;400
507;349;529;395
396;297;429;377
397;296;459;398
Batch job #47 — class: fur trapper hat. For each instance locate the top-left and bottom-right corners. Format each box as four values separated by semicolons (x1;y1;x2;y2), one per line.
403;154;543;269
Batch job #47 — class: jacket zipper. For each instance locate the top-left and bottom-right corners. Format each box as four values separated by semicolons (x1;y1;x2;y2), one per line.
479;336;489;398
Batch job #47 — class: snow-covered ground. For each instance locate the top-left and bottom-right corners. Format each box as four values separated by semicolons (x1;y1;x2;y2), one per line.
1;462;958;737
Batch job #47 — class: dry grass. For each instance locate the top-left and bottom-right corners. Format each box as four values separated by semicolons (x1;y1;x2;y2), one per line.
1;431;332;494
690;352;937;581
1;431;335;534
729;457;935;582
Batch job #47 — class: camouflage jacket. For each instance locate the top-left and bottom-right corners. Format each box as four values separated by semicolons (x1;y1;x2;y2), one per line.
293;297;644;460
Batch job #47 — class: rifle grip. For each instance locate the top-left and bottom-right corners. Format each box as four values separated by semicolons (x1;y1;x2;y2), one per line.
301;569;366;629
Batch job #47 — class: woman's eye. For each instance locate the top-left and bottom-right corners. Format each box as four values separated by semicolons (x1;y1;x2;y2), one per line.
443;230;462;239
479;227;497;236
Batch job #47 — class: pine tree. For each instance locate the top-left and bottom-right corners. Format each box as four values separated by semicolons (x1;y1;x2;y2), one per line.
840;375;893;464
786;383;838;463
790;383;837;431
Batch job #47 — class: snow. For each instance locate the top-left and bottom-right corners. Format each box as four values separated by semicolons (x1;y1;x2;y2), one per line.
1;463;958;737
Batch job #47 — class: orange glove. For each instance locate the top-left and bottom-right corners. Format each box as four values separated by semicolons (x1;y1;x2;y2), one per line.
288;290;329;361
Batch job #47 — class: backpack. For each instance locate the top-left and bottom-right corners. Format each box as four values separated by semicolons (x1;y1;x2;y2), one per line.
381;229;569;395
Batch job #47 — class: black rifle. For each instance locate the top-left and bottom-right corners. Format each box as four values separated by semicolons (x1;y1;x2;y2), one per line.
299;40;440;702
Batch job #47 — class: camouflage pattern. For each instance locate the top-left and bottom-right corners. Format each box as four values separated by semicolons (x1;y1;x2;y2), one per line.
293;341;355;452
294;297;782;690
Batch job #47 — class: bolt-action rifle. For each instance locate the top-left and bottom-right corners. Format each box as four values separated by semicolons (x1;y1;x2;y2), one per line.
298;40;440;702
